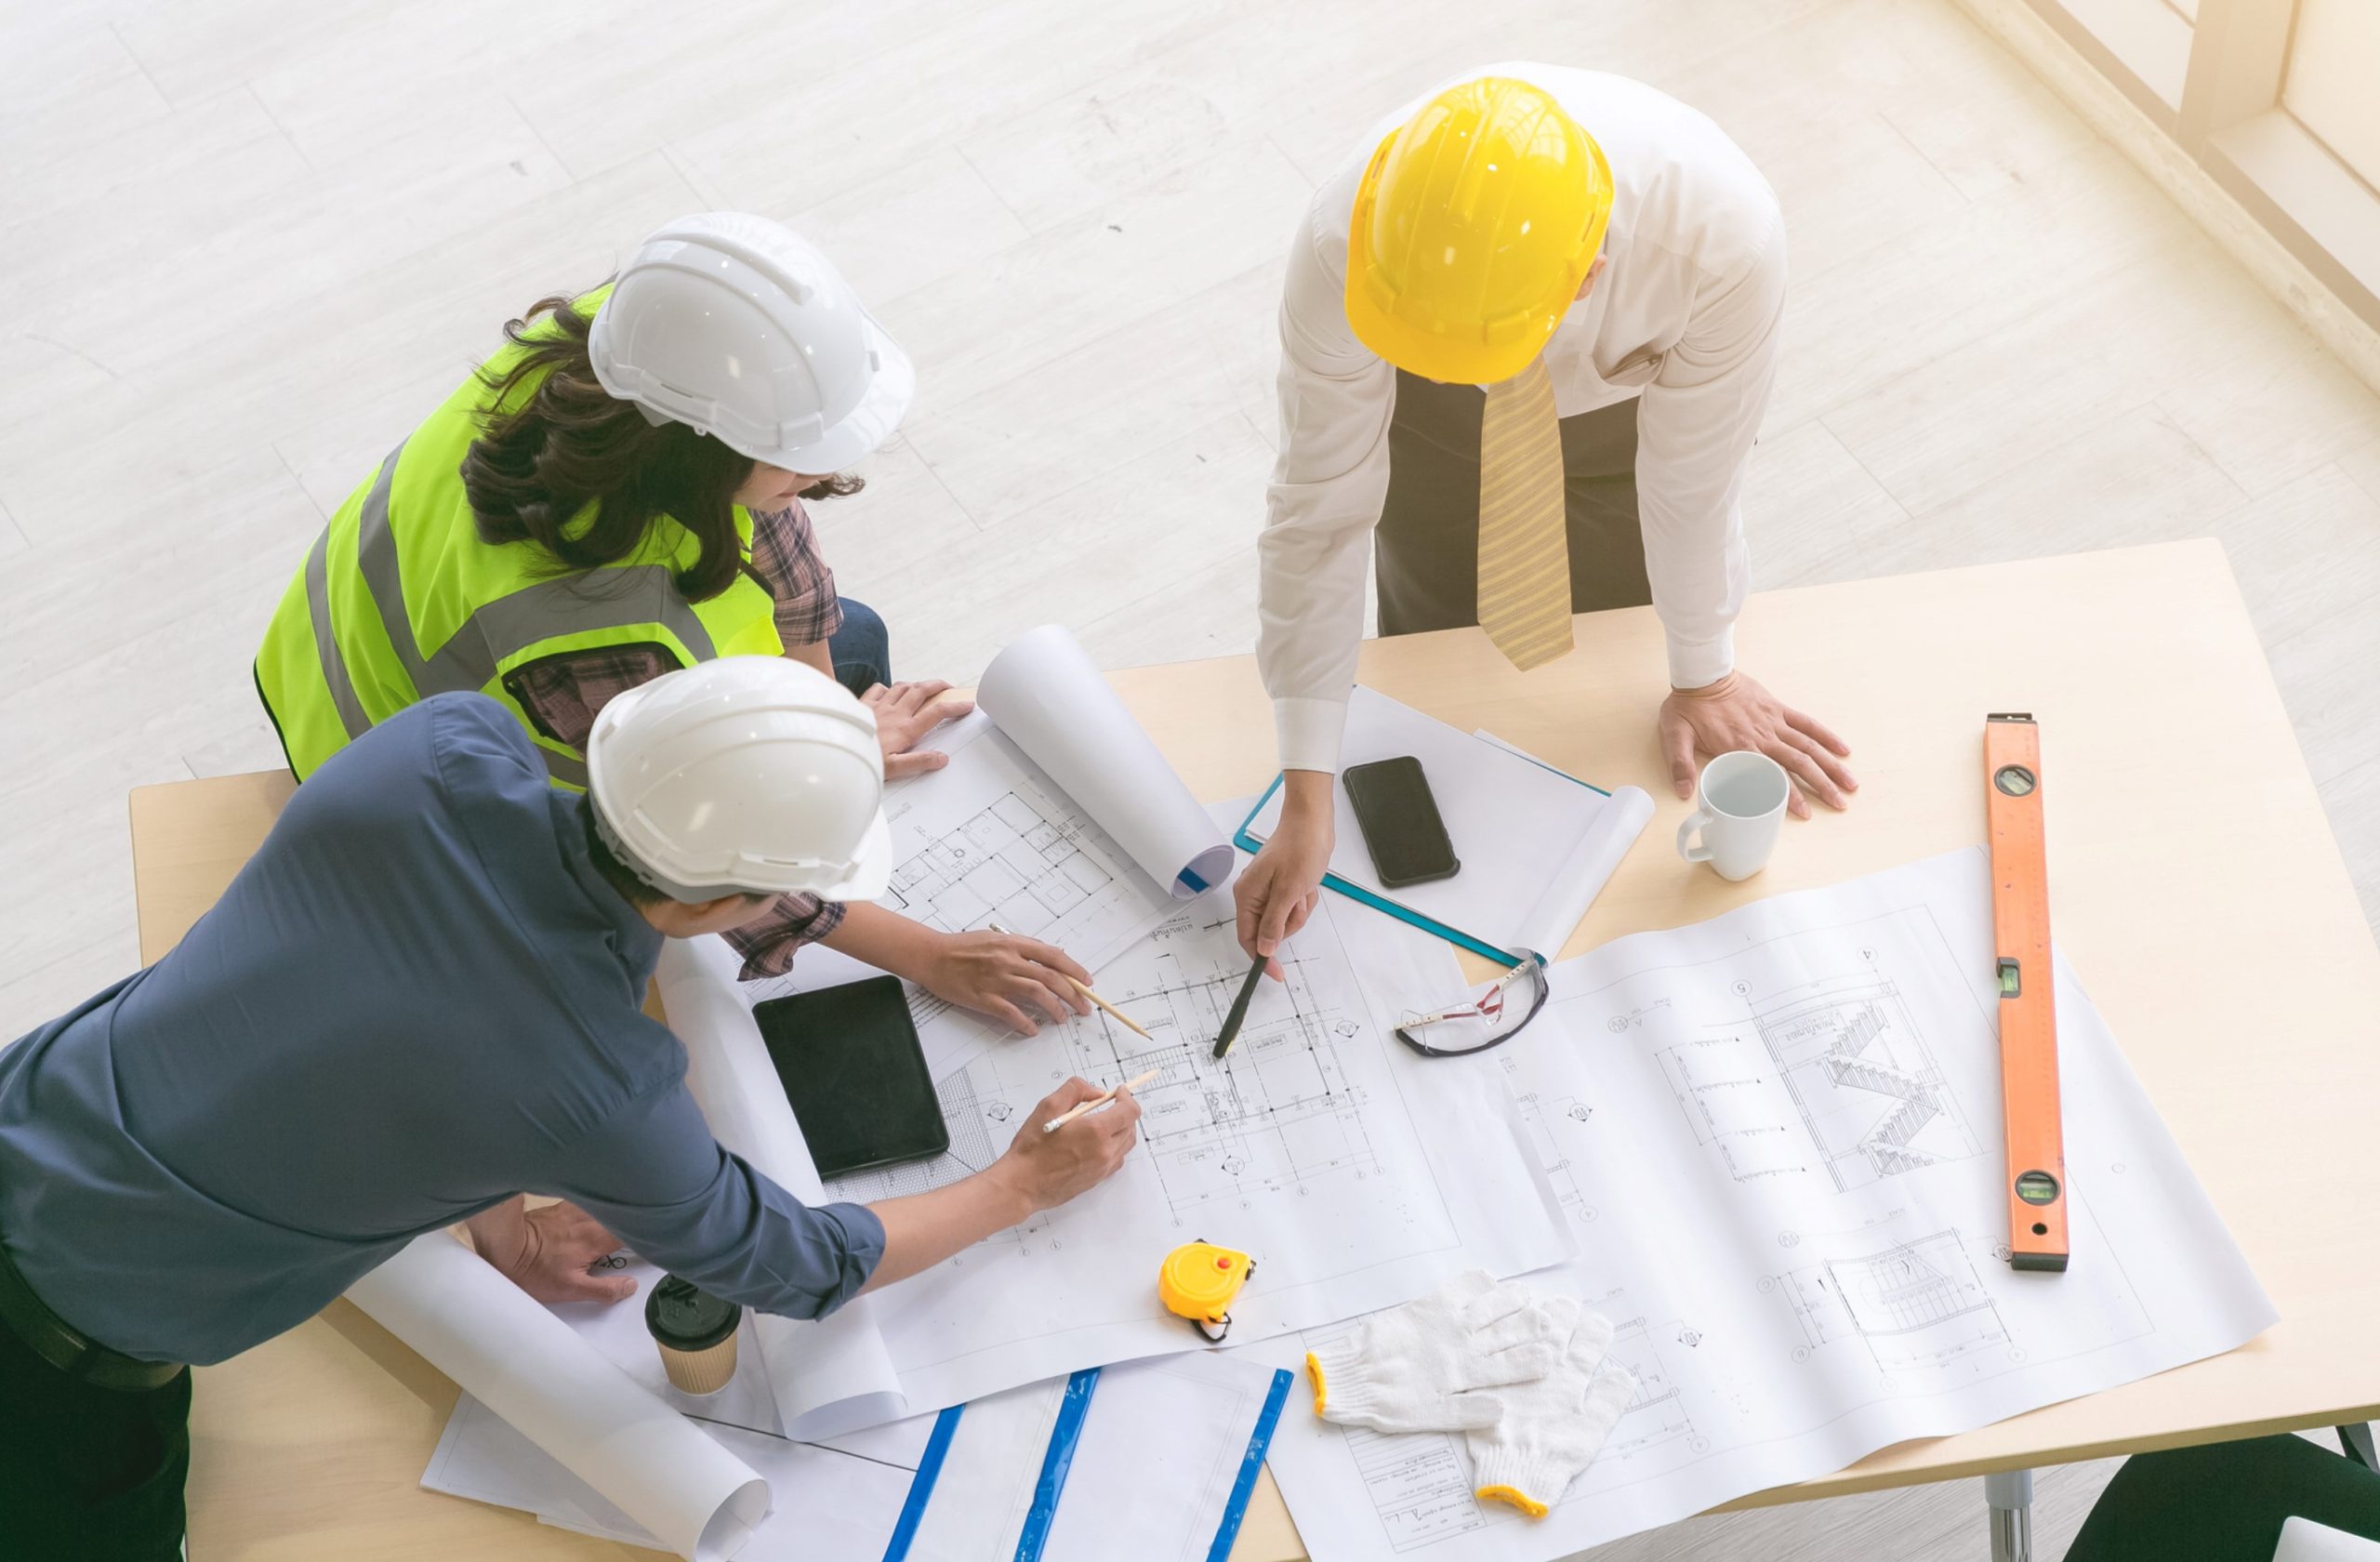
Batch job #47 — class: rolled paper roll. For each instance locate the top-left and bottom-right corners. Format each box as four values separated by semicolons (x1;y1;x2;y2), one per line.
347;1233;768;1561
1510;786;1654;958
977;625;1235;900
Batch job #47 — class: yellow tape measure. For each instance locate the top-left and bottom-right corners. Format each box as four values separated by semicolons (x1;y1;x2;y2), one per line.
1157;1241;1255;1342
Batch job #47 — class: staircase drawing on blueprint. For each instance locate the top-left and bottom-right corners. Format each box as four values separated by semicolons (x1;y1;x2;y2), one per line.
827;908;1387;1230
1765;1227;2015;1377
1658;968;1983;1191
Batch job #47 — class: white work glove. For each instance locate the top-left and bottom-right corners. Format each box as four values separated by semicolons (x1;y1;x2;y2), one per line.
1305;1271;1573;1434
1464;1309;1635;1517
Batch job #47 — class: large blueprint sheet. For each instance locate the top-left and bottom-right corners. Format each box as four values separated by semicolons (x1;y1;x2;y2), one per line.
819;891;1569;1412
1260;850;2275;1560
691;882;1574;1431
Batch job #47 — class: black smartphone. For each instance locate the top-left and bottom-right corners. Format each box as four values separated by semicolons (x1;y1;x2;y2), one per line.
1342;755;1461;890
752;976;948;1179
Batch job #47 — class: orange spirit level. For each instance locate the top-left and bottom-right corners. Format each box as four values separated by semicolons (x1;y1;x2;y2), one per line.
1985;714;2069;1273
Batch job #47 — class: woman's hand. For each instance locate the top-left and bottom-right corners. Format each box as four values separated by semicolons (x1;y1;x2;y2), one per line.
1658;670;1855;820
863;681;974;780
922;931;1094;1035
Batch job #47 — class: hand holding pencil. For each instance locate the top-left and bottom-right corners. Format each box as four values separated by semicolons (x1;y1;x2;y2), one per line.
985;920;1155;1041
998;1078;1145;1211
1042;1069;1159;1132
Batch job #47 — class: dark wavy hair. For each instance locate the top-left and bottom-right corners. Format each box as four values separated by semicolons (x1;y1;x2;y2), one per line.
460;293;864;602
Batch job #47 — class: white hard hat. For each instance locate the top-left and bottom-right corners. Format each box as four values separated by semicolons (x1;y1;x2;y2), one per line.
588;213;914;473
586;656;892;904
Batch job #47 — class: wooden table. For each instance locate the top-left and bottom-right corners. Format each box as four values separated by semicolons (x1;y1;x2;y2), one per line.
126;541;2380;1560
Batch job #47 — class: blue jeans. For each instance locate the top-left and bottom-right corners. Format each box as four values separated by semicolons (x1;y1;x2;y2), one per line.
826;598;891;698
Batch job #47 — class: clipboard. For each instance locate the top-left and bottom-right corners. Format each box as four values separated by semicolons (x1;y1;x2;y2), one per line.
1236;776;1527;967
1232;691;1653;969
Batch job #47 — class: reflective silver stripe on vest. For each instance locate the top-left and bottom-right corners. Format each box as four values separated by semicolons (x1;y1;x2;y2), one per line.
349;439;720;699
541;747;590;790
303;523;371;741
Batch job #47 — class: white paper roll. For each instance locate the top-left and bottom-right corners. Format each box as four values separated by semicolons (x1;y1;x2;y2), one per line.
1510;786;1655;959
976;625;1235;899
347;1233;768;1562
658;934;910;1437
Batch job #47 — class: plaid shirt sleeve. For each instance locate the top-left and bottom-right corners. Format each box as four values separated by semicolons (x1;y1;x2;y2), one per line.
721;897;846;980
747;500;842;648
506;640;850;976
509;646;678;753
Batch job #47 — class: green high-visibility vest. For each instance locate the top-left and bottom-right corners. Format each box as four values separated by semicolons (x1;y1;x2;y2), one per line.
255;290;782;789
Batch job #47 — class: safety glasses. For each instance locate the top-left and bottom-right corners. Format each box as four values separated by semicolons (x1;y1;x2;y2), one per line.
1393;953;1551;1059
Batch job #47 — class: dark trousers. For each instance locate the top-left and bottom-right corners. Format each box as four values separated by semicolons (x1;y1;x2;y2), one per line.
827;596;891;698
2067;1434;2380;1561
1374;370;1652;637
0;1313;191;1561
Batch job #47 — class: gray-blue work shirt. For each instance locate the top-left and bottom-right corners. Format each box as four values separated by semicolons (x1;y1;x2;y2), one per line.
0;693;884;1365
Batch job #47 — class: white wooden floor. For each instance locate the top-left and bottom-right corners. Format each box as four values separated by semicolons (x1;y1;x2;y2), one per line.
4;0;2377;1555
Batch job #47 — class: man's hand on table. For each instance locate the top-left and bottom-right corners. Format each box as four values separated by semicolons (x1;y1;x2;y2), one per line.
1233;770;1332;979
1659;670;1855;821
863;680;973;779
463;1196;636;1305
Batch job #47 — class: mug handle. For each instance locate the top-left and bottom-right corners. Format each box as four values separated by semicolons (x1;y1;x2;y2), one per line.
1675;808;1714;865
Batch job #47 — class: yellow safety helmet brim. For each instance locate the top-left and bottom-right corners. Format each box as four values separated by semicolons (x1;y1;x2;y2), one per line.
1343;77;1614;386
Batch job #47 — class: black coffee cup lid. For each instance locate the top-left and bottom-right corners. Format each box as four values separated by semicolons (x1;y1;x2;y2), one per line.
645;1274;740;1352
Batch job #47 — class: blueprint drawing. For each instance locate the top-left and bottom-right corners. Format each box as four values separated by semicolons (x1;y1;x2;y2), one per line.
1260;851;2275;1562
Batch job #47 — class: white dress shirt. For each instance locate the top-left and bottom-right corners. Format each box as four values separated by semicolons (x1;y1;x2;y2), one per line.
1257;64;1788;774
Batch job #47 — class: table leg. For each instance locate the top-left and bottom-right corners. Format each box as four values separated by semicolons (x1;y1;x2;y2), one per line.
1985;1467;2035;1562
2342;1423;2377;1471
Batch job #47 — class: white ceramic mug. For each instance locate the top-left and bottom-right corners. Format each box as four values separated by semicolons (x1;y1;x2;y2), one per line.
1675;750;1789;881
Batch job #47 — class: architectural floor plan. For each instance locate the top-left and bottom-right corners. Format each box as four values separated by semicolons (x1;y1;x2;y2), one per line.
1260;850;2272;1562
869;712;1179;972
830;910;1387;1224
705;868;1574;1423
817;890;1570;1417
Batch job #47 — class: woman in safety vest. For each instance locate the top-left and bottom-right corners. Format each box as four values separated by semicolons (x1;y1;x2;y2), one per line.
253;213;1094;1031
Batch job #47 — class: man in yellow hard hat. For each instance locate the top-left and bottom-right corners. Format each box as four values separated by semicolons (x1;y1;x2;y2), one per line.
1237;65;1856;968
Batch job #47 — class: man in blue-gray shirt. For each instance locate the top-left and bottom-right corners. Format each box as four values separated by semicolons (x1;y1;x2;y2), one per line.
0;658;1139;1559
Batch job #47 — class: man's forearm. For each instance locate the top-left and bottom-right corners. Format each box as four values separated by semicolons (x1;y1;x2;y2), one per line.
1280;768;1335;819
818;902;938;981
859;1167;1036;1292
461;1194;527;1264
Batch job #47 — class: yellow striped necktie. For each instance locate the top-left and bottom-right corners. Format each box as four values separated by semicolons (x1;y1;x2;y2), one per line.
1474;356;1573;669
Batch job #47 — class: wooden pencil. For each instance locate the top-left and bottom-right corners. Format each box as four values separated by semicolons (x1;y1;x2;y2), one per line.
985;920;1153;1040
1042;1069;1161;1132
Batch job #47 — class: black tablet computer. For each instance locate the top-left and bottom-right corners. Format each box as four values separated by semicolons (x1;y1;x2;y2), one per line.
751;976;949;1179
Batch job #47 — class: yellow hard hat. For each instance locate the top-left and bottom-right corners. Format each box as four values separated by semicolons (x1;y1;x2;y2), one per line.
1344;77;1613;386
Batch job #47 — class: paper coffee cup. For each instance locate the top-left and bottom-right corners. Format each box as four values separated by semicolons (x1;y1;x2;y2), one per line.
646;1275;740;1396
